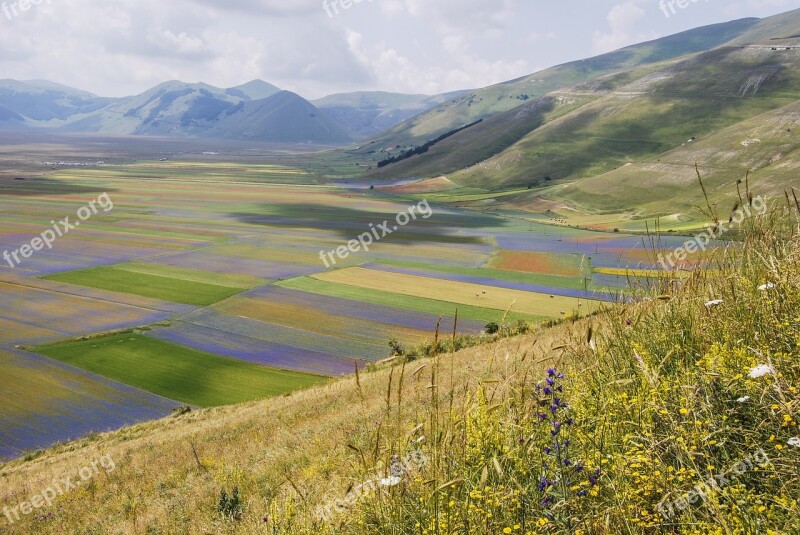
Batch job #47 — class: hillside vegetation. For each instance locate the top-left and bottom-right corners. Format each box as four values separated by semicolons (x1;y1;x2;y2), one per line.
1;193;798;534
355;17;761;159
348;9;800;232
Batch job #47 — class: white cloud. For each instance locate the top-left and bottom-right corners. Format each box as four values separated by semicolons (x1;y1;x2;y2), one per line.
593;1;659;54
0;0;793;99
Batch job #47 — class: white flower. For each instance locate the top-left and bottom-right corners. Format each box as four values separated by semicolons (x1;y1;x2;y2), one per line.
736;396;750;403
748;364;774;379
379;476;402;487
788;437;800;448
705;299;724;309
758;283;775;291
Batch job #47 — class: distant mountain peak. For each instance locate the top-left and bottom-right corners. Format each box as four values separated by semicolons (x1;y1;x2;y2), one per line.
227;80;282;101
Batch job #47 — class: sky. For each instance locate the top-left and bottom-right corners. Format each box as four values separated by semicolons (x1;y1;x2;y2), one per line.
0;0;797;99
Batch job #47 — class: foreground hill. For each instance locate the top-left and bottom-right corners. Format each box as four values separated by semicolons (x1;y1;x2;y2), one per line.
1;202;798;534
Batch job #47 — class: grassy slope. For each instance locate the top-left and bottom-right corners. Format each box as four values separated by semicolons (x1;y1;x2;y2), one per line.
1;208;797;534
727;7;800;44
352;17;759;159
451;45;800;190
35;333;326;407
545;98;800;229
351;9;800;231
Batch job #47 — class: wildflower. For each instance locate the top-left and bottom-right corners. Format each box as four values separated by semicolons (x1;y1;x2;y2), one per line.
788;437;800;448
749;364;774;378
379;476;402;487
736;396;750;403
705;299;724;308
626;319;632;325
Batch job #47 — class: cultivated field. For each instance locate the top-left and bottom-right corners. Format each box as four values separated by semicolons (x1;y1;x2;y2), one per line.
0;135;676;457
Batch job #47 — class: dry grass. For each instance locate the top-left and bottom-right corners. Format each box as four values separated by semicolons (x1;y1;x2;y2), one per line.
0;312;590;534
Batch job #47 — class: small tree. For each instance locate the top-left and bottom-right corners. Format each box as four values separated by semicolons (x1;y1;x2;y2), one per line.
389;338;405;356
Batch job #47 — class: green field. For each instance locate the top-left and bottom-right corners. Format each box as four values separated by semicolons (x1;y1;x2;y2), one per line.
35;334;326;407
277;276;544;324
43;265;255;306
111;262;265;289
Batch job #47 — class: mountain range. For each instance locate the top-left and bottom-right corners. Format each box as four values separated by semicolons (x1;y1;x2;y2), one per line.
0;78;467;144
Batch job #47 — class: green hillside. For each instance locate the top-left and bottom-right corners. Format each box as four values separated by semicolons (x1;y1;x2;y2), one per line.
451;45;800;189
353;17;761;164
346;9;800;232
546;99;800;228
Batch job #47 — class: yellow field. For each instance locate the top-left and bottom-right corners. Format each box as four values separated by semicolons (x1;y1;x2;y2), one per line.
594;267;714;278
312;267;601;318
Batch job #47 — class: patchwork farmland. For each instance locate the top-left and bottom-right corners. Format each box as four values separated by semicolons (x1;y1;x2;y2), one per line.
0;143;691;457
